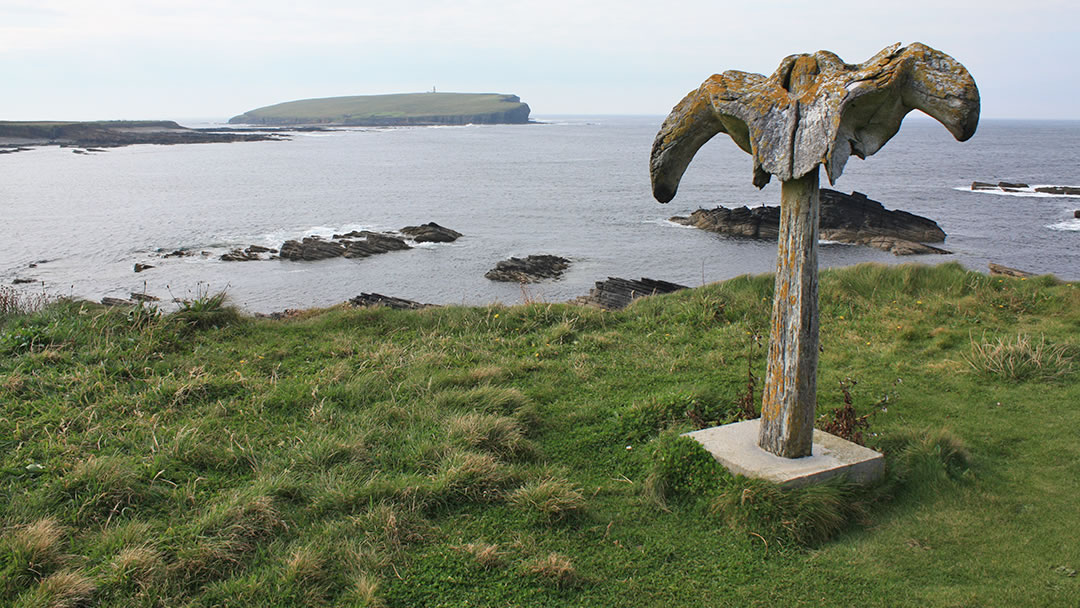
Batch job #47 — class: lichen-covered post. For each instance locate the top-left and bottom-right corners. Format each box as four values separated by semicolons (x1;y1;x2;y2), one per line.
759;168;820;457
649;43;979;459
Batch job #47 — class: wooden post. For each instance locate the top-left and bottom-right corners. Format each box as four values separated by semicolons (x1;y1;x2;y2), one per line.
758;167;820;458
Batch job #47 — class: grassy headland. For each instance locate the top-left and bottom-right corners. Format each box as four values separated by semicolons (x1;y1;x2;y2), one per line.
228;93;531;126
1;263;1078;607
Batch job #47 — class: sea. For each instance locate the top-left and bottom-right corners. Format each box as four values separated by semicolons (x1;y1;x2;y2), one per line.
2;116;1078;313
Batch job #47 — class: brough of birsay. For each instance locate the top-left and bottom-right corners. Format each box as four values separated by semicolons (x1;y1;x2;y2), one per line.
2;2;1079;605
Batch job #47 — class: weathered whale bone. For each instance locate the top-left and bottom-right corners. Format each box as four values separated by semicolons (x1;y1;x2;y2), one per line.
650;43;979;458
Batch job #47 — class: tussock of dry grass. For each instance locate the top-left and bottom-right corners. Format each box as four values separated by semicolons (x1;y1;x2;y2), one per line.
107;545;162;589
964;332;1074;381
16;569;95;608
525;552;577;587
453;542;504;569
507;478;585;523
342;572;384;608
447;412;533;458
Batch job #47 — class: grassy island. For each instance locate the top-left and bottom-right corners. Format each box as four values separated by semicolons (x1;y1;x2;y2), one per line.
228;92;532;126
1;263;1078;607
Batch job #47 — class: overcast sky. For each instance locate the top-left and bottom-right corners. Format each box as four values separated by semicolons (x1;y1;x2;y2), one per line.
2;0;1077;121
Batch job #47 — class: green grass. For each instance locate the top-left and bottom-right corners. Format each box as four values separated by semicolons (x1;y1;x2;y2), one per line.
1;263;1078;606
229;92;530;125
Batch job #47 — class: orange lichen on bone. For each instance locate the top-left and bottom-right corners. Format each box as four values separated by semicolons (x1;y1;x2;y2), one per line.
650;42;980;198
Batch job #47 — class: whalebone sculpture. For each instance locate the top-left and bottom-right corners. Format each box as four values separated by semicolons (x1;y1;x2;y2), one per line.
650;43;979;458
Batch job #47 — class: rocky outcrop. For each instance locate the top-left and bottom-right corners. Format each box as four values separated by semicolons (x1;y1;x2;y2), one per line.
158;222;458;266
573;277;688;310
485;255;570;283
133;263;154;273
989;263;1034;278
670;189;950;256
279;237;347;261
348;293;433;310
278;231;414;261
971;182;1080;196
400;222;463;243
342;233;411;258
1036;186;1080;196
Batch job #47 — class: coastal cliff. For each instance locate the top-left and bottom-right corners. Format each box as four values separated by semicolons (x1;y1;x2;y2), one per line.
228;92;531;126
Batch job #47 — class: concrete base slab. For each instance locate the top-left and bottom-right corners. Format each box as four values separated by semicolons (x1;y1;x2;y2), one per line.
684;418;884;488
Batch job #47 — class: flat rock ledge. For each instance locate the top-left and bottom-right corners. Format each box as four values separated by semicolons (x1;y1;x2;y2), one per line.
485;255;570;283
572;277;688;310
670;189;950;256
972;181;1080;196
348;293;434;310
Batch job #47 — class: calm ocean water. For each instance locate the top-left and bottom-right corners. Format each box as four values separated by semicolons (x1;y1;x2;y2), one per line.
2;116;1078;312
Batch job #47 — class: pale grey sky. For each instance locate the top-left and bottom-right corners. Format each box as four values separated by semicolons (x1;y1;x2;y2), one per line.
1;0;1077;121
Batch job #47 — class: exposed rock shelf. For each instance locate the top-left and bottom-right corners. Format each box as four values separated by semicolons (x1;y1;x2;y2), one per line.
670;189;950;255
572;277;688;310
208;223;462;263
970;181;1080;196
485;255;570;283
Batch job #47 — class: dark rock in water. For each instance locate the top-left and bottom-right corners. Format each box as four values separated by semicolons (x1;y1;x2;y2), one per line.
989;263;1034;278
162;249;192;258
348;293;433;310
279;237;347;261
485;255;570;283
134;263;154;273
998;181;1029;189
246;245;273;254
971;181;997;191
12;278;35;285
1035;186;1080;196
342;233;411;258
1074;210;1079;219
277;231;411;261
220;249;261;262
400;222;463;243
573;277;688;310
130;292;160;302
670;189;948;256
101;297;135;306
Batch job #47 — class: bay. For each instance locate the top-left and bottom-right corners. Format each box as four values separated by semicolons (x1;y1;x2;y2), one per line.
2;116;1077;312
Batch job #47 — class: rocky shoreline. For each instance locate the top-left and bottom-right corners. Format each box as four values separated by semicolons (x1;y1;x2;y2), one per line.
671;189;951;255
0;120;291;152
